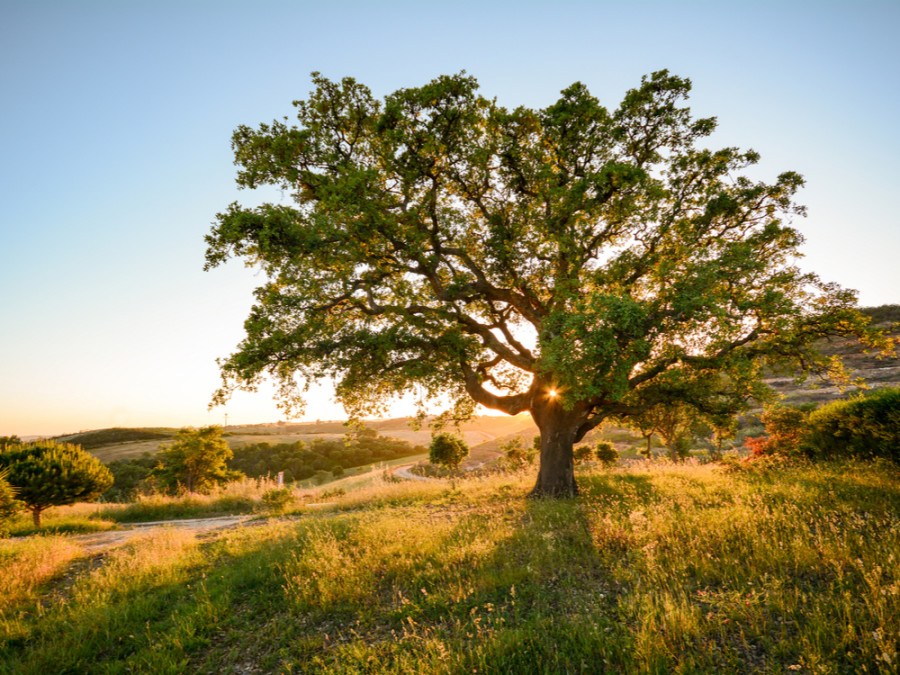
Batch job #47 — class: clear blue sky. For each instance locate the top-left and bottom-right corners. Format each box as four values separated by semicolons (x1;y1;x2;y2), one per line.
2;0;898;436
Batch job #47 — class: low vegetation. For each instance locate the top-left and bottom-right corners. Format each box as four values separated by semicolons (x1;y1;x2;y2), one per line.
428;433;470;472
738;387;900;470
99;427;426;502
0;470;21;537
228;428;426;482
2;460;899;673
804;386;900;462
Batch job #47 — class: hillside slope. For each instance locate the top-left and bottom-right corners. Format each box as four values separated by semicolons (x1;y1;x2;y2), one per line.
763;304;900;405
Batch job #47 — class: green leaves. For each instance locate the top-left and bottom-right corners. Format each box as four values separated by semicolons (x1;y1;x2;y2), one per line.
0;468;23;532
428;433;470;472
207;69;892;442
0;441;113;526
153;426;242;494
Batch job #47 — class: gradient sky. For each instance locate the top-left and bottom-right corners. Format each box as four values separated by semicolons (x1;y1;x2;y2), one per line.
2;0;898;436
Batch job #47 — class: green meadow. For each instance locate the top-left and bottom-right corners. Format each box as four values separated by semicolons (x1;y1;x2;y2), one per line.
2;461;899;674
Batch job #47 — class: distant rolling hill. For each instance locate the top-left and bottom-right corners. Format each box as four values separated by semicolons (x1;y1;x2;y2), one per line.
60;415;538;464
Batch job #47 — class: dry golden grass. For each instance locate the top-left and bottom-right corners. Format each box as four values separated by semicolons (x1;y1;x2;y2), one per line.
0;535;83;612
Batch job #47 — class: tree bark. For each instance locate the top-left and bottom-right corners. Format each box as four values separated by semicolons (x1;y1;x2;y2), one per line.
32;506;42;528
528;396;586;498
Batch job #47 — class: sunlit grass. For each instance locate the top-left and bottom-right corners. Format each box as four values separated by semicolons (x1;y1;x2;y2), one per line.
0;535;83;613
2;461;899;673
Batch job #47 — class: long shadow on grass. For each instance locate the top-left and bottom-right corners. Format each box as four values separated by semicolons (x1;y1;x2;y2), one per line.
794;464;900;510
578;471;658;509
399;481;655;673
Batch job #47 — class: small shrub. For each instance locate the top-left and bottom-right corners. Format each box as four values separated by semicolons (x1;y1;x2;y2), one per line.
744;435;769;459
744;405;809;459
261;488;294;513
381;469;402;483
804;387;900;462
498;437;537;471
718;452;745;473
573;445;593;465
594;441;618;466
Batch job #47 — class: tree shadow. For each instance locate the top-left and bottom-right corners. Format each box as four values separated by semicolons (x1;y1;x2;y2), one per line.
578;470;659;507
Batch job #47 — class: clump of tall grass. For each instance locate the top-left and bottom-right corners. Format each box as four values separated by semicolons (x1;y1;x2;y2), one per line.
96;477;316;522
0;535;83;612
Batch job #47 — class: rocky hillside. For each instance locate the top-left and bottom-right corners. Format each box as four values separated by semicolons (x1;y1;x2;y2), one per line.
763;304;900;406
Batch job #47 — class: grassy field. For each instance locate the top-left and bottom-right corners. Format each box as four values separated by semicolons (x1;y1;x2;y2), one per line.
2;461;899;674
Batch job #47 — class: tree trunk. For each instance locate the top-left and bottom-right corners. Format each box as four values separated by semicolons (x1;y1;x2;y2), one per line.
528;399;585;498
32;506;42;528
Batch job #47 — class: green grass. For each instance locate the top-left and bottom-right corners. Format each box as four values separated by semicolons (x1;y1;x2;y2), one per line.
6;516;120;537
2;462;899;673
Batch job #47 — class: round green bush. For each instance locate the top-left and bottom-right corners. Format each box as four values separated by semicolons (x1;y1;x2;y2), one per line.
594;441;619;466
804;387;900;462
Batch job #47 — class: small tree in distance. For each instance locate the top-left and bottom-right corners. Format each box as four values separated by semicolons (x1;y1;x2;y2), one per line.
573;445;594;465
0;441;113;527
499;437;538;471
153;426;242;494
429;433;469;472
594;442;618;466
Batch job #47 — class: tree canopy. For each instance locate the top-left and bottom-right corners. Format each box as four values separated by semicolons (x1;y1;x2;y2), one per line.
0;441;113;527
206;70;892;496
428;433;470;472
153;426;241;494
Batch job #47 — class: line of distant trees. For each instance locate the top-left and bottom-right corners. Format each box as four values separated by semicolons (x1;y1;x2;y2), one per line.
228;428;424;482
102;427;425;501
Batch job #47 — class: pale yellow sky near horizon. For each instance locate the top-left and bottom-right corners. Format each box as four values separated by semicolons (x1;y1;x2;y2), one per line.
3;2;898;439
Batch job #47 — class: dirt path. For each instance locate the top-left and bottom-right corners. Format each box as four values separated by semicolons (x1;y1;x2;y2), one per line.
71;515;256;552
393;464;435;481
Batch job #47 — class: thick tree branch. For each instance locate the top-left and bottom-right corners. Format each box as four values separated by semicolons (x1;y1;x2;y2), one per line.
460;361;531;415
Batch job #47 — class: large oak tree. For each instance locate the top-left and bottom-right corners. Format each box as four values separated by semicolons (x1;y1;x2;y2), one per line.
206;71;889;496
